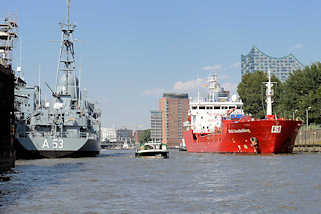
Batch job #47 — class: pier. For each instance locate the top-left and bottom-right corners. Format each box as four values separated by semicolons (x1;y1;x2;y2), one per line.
101;141;135;150
294;127;321;152
0;17;17;171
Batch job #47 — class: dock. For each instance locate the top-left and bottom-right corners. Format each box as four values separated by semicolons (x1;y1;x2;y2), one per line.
294;128;321;152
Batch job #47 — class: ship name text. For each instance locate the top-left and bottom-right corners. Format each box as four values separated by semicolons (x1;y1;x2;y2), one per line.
42;138;64;149
228;129;251;134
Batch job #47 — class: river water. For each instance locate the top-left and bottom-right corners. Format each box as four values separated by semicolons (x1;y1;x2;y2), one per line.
1;150;321;214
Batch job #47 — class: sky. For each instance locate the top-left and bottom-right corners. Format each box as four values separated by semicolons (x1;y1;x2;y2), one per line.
2;0;321;129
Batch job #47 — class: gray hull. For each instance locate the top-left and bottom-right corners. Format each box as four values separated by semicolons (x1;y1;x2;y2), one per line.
15;135;100;158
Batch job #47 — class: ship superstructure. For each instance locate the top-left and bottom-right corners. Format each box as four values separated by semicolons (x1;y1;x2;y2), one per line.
187;74;243;134
14;0;101;158
183;73;302;154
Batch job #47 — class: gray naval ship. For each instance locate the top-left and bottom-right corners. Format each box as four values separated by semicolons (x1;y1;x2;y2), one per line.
14;0;101;158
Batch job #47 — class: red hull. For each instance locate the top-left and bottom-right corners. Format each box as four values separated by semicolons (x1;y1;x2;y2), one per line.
183;119;302;154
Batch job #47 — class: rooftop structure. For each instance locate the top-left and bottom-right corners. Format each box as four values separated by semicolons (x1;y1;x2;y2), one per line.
163;93;188;99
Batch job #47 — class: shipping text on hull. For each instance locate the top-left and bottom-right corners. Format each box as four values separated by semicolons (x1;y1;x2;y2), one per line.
183;118;302;154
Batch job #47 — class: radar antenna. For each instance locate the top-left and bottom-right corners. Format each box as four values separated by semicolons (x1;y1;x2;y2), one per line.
55;0;78;98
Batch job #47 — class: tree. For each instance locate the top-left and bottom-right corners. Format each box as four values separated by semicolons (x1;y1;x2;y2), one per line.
279;63;321;124
237;71;282;118
139;129;151;143
238;63;321;124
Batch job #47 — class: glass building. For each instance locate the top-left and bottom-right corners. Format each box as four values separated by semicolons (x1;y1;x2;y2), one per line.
241;46;304;81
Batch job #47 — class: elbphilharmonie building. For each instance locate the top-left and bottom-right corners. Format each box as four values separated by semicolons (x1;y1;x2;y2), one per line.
241;46;304;81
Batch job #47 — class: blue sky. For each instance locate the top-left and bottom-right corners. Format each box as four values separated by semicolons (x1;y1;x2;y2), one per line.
2;0;321;129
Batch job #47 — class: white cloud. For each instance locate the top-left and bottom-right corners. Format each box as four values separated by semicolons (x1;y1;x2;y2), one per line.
173;78;204;91
222;82;238;92
201;64;222;72
172;62;241;94
88;96;110;106
289;43;304;52
229;62;240;69
142;88;165;96
218;74;231;80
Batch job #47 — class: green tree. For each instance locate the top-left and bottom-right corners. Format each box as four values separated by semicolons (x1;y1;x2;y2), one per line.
279;63;321;124
139;129;151;143
237;71;282;118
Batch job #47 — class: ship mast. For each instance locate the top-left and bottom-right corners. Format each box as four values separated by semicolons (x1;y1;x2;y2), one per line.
208;73;218;102
55;0;78;99
38;64;41;109
265;70;274;116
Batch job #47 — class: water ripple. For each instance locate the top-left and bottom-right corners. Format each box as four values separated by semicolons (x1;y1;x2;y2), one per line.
1;150;321;213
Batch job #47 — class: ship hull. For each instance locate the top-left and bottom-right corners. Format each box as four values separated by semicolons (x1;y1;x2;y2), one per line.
183;119;301;154
135;151;169;159
15;135;100;159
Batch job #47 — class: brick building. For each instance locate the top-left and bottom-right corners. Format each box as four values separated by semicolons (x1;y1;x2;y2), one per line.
159;93;189;148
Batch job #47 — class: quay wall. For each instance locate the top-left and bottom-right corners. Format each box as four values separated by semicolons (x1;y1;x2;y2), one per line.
294;127;321;152
0;65;15;171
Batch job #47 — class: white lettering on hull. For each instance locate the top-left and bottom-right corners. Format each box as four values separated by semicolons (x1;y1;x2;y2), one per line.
41;138;64;149
271;125;282;133
42;139;49;148
228;129;251;134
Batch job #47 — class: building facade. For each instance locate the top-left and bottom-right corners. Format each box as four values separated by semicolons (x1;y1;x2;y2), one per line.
134;130;145;145
100;128;117;142
159;93;189;148
150;111;162;142
116;128;133;144
241;46;304;81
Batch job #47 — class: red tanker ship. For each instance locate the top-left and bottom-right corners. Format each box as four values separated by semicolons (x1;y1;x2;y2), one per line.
183;73;302;154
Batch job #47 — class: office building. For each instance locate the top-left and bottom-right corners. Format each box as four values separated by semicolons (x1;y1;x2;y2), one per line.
159;93;189;148
150;111;162;142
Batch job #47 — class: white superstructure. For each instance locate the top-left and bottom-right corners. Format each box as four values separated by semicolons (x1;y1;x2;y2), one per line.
187;74;243;133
